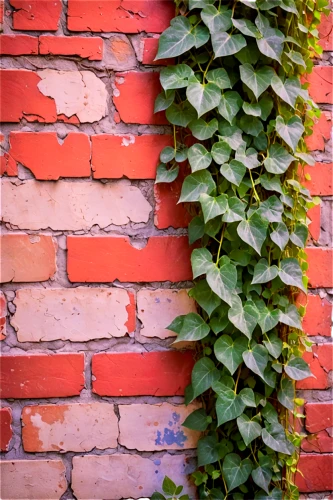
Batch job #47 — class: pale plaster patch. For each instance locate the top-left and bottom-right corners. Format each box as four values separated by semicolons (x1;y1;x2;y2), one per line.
1;179;152;230
37;69;108;122
11;287;131;342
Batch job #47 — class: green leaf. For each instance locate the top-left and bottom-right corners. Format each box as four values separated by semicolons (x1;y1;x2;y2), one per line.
276;115;304;152
270;222;289;250
212;32;247;58
235;146;260;170
258;195;284;223
264;144;295;174
271;76;301;108
218;91;242;123
214;335;248;375
166;101;197;127
279;257;305;292
295;152;315;166
243;344;269;378
187;81;221;118
284;356;313;380
211;141;231;165
277;378;294;410
228;296;259;339
278;304;302;329
262;422;293;455
237;414;262;446
167;315;185;334
191;248;213;278
263;331;283;358
290;223;308;248
255;487;283;500
258;307;280;333
200;193;228;222
155;163;179;184
216;390;246;426
189;118;219;139
260;174;283;194
286;49;306;68
243;102;262;117
252;259;279;284
201;6;232;33
188;216;205;244
223;454;253;492
162;476;177;496
189;280;221;317
189;0;215;8
239;388;257;407
251;465;272;494
259;95;274;120
197;435;220;467
218;122;245;150
154;90;175;113
160;146;175;163
206;68;231;89
237;213;268;255
206;263;237;306
223;197;246;222
192;24;210;48
220;160;246;186
151;493;166;500
239;115;264;136
256;25;284;62
179;170;216;202
182;408;211;431
188;144;212;172
175;312;210;343
160;64;194;90
192;357;220;398
239;64;275;99
156;17;196;59
233;18;261;38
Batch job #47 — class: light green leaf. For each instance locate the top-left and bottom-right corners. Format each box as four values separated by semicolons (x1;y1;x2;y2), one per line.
175;312;210;343
223;197;246;222
286;49;306;67
156;17;196;59
258;195;284;223
228;296;259;339
160;64;194;90
189;118;219;139
218;91;242;123
223;454;253;492
263;331;283;358
182;408;210;431
200;193;228;222
220;160;246;186
262;422;293;455
264;144;295;174
191;248;213;278
278;304;302;329
218;122;245;150
206;68;231;89
277;378;294;410
237;213;268;255
179;170;216;202
166;101;197;127
252;259;279;284
284;356;313;380
295;152;315;166
235;146;260;170
271;75;301;108
189;280;221;317
187;81;221;118
214;335;248;375
188;144;212;172
154;90;175;113
237;414;262;446
233;18;261;37
212;32;247;58
201;6;232;33
279;258;306;292
239;64;275;99
270;222;289;250
276;115;304;152
192;357;220;398
251;465;272;494
216;390;245;426
290;223;308;248
155;163;179;184
206;263;237;306
243;102;262;116
162;476;177;496
243;344;269;378
256;24;284;62
211;141;231;164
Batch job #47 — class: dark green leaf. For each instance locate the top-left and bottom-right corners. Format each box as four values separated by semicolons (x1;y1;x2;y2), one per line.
187;81;221;117
200;193;228;222
252;259;279;284
197;435;220;467
190;280;221;317
212;32;247;58
206;263;237;306
154;90;175;113
237;213;268;255
279;257;306;292
223;197;246;222
182;408;211;431
223;453;253;492
211;140;231;164
192;357;220;397
220;160;246;186
156;17;196;59
263;331;283;358
237;414;262;446
233;18;261;38
188;216;205;244
193;24;210;48
218;91;242;123
201;6;232;33
262;422;293;455
179;170;216;202
228;296;259;339
191;248;213;278
251;465;272;494
270;222;289;250
160;146;175;163
188;144;212;172
277;378;294;410
239;115;264;136
214;334;248;375
271;75;301;108
160;64;194;90
166;101;197;127
175;312;210;342
257;195;284;223
155;163;179;184
216;390;246;426
264;144;295;174
243;344;269;378
189;118;219;139
290;223;308;248
206;68;231;89
239;64;275;99
235;146;260;170
278;304;302;329
276;115;304;152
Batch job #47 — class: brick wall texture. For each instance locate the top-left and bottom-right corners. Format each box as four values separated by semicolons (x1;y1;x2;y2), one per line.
0;1;332;499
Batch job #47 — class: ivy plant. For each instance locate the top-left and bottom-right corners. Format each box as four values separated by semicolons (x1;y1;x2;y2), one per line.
152;0;329;498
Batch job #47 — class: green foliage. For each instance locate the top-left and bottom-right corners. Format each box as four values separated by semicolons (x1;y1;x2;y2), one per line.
153;0;328;498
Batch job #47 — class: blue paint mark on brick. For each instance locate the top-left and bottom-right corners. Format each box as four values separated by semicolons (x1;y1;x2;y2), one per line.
154;459;161;466
172;412;181;423
154;411;188;447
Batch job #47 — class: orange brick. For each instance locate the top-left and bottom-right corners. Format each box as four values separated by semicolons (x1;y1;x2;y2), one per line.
305;112;332;151
297;294;332;337
307;204;321;241
299;163;333;196
319;12;333;50
0;35;38;55
9;0;62;30
306;247;333;288
304;66;333;104
39;36;103;60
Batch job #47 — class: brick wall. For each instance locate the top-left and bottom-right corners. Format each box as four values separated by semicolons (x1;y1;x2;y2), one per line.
0;1;332;499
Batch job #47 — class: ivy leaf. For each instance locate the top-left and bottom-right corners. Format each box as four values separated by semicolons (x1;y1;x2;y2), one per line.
206;263;237;306
290;223;308;248
239;115;264;136
233;18;261;38
243;344;269;378
235;146;260;170
252;259;279;284
264;144;295;174
270;222;289;251
191;248;213;278
206;68;231;89
189;0;215;8
216;390;246;426
214;335;248;375
187;81;221;117
259;95;274;120
201;6;232;33
179;170;216;202
192;357;220;398
271;76;301;108
237;414;262;446
223;197;246;222
220;160;246;186
166;101;197;127
188;144;212;172
156;17;196;59
284;356;313;380
239;388;257;407
175;312;210;343
237;213;268;255
212;32;247;58
192;24;210;48
223;453;253;492
279;258;306;292
211;141;232;164
218;122;245;150
243;102;262;116
262;422;293;455
257;195;284;223
154;90;175;113
295;152;315;166
160;146;175;163
263;331;283;358
200;193;228;222
160;64;194;90
277;378;294;410
278;304;302;329
251;465;272;494
275;115;304;152
167;315;185;334
258;308;280;333
260;174;283;194
254;487;283;500
228;296;259;339
182;408;211;431
188;118;219;139
286;49;306;68
256;25;284;62
189;279;221;317
155;163;179;184
239;64;275;99
218;91;243;123
197;435;220;467
188;216;205;244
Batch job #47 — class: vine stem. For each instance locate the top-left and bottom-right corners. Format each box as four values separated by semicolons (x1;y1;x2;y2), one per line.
216;223;226;263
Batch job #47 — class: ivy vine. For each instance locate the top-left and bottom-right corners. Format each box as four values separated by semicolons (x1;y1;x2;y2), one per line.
152;0;329;499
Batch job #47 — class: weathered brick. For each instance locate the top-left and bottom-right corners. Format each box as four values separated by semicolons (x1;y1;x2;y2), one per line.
305;112;332;151
0;407;12;451
39;36;103;60
305;402;332;433
0;291;6;340
0;234;57;283
296;454;333;492
142;37;170;65
91;134;173;179
113;72;167;125
0;460;67;499
154;174;192;229
0;353;85;398
297;294;332;337
67;0;174;33
119;403;200;451
306;247;333;288
0;133;17;177
1;179;151;230
10;0;62;30
22;403;118;452
297;344;333;390
9;131;90;180
0;34;38;55
137;289;196;339
299;163;333;196
319;12;333;50
92;351;194;396
301;429;333;453
12;287;135;342
104;35;137;71
0;69;57;123
304;66;333;103
307;204;321;241
67;236;192;283
72;454;195;499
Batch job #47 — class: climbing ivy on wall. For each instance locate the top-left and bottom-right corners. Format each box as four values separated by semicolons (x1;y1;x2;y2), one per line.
152;0;329;499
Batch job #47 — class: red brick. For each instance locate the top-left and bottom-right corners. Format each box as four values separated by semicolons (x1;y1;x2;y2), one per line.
9;0;62;30
67;0;174;33
303;66;333;104
296;454;333;492
299;163;333;196
0;35;38;55
1;234;57;283
125;292;136;333
297;294;332;337
0;0;3;25
0;291;6;340
0;70;56;123
91;134;173;179
154;175;192;229
319;12;333;50
92;351;194;396
297;344;333;390
0;407;12;451
67;235;192;283
305;112;332;151
113;72;167;125
301;430;333;453
306;247;333;288
307;204;321;241
9;132;90;180
0;134;17;176
39;36;103;60
142;37;170;66
0;354;84;398
305;402;332;433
